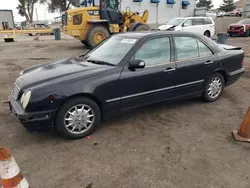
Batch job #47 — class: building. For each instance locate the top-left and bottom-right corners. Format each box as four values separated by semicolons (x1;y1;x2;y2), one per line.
0;10;14;29
121;0;195;24
79;0;196;25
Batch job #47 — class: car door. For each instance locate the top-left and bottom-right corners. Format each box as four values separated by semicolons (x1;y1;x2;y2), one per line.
173;35;219;96
183;18;205;35
119;36;176;110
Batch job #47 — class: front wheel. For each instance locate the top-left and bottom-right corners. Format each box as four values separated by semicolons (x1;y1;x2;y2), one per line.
86;26;110;49
203;73;225;102
55;97;101;139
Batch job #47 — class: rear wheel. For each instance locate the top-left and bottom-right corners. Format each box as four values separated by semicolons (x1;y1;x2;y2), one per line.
86;26;110;49
203;73;225;102
133;24;151;31
55;97;101;139
204;30;211;38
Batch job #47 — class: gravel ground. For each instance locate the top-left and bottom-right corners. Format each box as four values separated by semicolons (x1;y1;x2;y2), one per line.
0;17;250;188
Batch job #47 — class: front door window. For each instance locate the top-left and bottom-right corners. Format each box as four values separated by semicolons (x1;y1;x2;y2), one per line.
134;37;171;66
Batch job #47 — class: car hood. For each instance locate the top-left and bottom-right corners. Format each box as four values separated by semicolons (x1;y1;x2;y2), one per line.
158;24;175;30
229;24;245;27
16;58;112;89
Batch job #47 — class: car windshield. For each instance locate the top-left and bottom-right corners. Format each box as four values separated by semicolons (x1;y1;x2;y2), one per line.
167;18;185;26
81;36;137;65
238;19;250;24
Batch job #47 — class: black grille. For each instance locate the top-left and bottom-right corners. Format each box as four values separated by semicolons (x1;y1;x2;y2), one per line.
11;84;20;100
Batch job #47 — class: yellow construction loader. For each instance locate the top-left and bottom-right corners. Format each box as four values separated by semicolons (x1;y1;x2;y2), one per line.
62;0;150;48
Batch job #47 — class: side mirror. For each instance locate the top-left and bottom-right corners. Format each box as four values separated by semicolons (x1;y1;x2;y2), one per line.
128;59;145;70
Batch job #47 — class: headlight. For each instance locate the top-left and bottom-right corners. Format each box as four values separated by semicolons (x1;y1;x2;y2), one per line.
20;90;32;109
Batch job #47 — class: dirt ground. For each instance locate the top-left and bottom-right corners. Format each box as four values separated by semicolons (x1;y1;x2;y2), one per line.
0;17;250;188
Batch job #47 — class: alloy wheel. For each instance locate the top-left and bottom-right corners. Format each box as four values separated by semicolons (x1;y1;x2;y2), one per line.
64;104;95;135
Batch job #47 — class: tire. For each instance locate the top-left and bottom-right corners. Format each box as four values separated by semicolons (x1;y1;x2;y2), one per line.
28;34;33;36
55;97;101;139
81;40;89;47
244;30;249;37
203;73;225;102
204;30;211;38
86;26;110;49
133;24;151;31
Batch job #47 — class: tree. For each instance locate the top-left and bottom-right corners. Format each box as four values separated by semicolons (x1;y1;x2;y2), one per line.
40;0;78;12
196;0;214;9
17;0;38;23
219;0;236;12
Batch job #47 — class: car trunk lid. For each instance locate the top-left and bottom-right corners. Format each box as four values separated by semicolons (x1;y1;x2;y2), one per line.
219;44;242;50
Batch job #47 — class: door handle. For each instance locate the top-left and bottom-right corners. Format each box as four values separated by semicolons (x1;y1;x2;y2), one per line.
205;60;214;65
164;67;176;73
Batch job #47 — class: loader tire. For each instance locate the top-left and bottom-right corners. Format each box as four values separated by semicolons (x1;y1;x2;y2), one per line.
133;24;151;31
81;40;89;47
86;26;110;49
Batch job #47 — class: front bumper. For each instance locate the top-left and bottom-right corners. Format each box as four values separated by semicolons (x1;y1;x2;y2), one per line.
228;29;245;36
10;97;56;132
226;67;245;86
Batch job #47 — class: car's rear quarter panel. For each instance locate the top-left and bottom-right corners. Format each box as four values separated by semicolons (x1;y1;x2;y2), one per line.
218;50;244;74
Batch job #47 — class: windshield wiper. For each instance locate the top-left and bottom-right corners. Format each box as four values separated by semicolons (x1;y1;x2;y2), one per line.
86;59;115;66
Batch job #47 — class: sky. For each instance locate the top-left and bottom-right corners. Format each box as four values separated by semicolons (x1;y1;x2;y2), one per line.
1;0;227;22
1;0;61;22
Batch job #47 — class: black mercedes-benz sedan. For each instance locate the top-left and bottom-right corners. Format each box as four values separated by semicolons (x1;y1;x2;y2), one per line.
9;31;245;139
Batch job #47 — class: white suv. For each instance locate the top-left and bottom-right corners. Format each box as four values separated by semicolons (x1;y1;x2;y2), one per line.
158;17;215;37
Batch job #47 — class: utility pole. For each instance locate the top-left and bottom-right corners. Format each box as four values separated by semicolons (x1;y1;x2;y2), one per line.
179;0;182;17
44;8;47;24
36;8;39;23
156;3;159;28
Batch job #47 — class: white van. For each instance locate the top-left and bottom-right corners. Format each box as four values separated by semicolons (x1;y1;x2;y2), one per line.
158;17;215;37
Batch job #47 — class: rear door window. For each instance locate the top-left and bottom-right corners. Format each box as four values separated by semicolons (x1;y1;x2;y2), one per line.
174;37;199;60
203;18;213;25
197;40;213;57
192;18;204;26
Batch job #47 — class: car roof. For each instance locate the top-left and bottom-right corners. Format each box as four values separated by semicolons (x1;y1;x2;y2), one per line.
113;31;201;39
113;31;222;53
177;17;212;19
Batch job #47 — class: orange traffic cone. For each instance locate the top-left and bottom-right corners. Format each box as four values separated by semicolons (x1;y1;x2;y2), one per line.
0;148;30;188
232;107;250;143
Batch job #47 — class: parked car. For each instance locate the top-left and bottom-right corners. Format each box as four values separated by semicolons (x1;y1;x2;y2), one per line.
217;11;226;17
228;8;242;17
228;19;250;37
9;31;245;139
25;23;54;36
158;17;215;37
206;11;217;20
